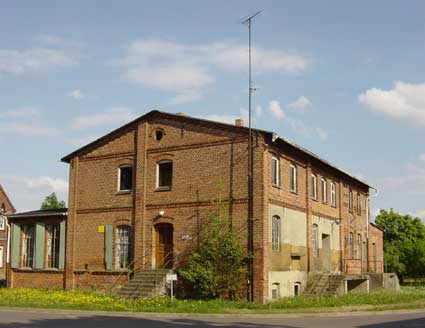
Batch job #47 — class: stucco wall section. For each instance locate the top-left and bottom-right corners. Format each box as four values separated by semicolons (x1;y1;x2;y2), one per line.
311;215;341;251
268;271;308;299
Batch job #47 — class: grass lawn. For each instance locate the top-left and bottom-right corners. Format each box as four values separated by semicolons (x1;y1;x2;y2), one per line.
0;287;424;314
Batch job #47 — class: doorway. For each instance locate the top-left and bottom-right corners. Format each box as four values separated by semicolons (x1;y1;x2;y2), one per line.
322;233;331;271
155;223;173;269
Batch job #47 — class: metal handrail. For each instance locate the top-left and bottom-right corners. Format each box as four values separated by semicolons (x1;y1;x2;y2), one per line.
106;253;149;293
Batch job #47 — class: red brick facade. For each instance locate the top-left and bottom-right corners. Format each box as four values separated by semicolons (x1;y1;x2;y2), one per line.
7;111;384;302
0;185;15;280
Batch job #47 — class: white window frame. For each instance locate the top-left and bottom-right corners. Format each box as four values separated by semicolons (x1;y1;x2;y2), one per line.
321;178;327;203
271;216;281;252
311;174;317;200
312;224;319;257
117;165;133;192
0;246;3;268
271;155;279;187
0;216;5;230
349;232;354;260
271;283;280;300
357;234;362;260
289;164;297;192
156;160;173;189
330;182;336;207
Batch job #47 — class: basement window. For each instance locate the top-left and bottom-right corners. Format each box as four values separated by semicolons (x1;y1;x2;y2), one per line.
157;160;173;190
118;165;133;192
271;283;280;300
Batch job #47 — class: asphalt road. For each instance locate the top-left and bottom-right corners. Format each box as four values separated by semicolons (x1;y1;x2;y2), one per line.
0;308;425;328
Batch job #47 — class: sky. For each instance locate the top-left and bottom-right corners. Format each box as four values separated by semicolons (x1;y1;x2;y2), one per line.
0;1;424;219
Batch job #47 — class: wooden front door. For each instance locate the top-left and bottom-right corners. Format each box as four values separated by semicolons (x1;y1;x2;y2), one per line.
155;223;173;269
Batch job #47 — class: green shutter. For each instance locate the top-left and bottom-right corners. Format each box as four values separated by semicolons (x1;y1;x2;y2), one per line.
34;222;45;269
11;223;21;269
104;224;113;271
59;220;66;269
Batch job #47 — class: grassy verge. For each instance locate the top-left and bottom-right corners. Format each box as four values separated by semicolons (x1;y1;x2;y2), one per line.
0;288;424;314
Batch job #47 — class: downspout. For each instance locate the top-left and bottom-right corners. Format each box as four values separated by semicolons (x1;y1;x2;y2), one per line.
5;217;11;285
367;187;379;272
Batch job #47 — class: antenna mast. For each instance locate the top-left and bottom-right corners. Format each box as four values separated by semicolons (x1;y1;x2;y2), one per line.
241;10;261;303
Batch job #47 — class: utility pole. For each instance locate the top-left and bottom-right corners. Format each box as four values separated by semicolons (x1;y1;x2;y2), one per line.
241;10;261;303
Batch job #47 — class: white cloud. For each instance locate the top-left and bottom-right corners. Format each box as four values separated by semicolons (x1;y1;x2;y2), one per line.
72;107;138;129
359;81;425;126
0;121;61;137
115;39;310;103
288;96;312;110
0;35;80;75
268;99;326;140
269;100;286;119
419;154;425;162
0;175;68;211
170;91;203;105
68;89;84;99
200;108;249;126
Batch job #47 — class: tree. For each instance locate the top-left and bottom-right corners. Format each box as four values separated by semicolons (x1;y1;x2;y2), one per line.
179;198;247;300
375;209;425;282
40;192;66;210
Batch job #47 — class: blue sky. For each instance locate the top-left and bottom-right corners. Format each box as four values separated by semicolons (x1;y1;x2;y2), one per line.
0;1;424;218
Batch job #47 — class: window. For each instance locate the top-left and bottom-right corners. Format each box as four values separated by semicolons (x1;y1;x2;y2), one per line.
294;282;301;296
271;216;281;252
0;203;5;213
0;216;4;230
348;232;354;260
312;224;318;257
0;246;3;268
321;178;327;203
348;190;353;213
289;164;297;192
271;155;279;186
118;165;133;191
311;175;317;200
357;234;362;260
47;224;60;268
330;182;336;207
22;225;35;268
357;193;361;215
157;160;173;190
155;129;164;141
116;225;131;269
271;283;280;300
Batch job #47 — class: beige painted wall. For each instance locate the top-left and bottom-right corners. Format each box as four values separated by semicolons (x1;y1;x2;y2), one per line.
268;271;308;299
312;215;341;251
269;204;307;247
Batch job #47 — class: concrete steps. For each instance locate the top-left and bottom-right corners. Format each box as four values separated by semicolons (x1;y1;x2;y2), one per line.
115;269;173;299
303;274;344;297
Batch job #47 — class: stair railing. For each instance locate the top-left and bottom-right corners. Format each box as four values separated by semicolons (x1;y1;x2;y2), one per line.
105;253;149;294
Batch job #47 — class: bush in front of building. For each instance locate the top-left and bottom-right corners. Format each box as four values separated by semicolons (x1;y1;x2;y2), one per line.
179;198;247;300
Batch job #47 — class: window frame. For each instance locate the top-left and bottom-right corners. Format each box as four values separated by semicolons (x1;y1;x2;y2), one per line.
357;233;362;260
321;178;327;204
348;189;353;213
22;224;35;268
312;224;319;257
271;155;279;187
289;164;297;193
115;225;131;269
349;232;354;260
0;216;5;230
46;224;60;269
156;160;173;191
271;215;281;252
311;174;317;200
357;193;361;215
0;246;3;268
330;182;336;207
117;164;133;192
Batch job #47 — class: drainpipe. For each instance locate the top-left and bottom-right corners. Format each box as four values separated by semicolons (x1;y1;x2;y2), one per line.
367;187;379;272
5;216;11;285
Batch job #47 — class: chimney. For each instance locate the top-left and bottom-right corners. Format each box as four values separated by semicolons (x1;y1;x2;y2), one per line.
235;119;244;127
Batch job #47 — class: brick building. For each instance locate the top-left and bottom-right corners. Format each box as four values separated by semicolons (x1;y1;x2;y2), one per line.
7;110;384;302
0;185;16;280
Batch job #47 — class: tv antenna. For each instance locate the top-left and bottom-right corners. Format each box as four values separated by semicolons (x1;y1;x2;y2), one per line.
241;10;261;303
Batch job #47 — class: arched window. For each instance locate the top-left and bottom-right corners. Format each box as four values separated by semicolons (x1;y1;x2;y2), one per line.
349;232;354;260
271;216;281;252
312;224;319;257
116;225;131;269
271;283;280;300
357;234;362;260
294;282;301;296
